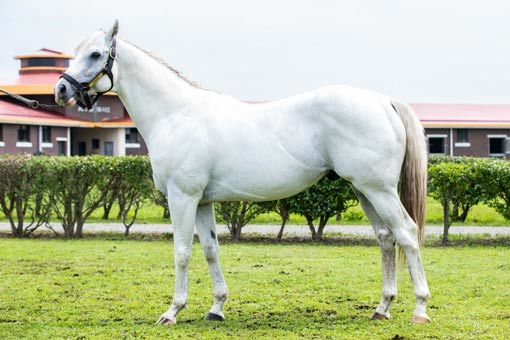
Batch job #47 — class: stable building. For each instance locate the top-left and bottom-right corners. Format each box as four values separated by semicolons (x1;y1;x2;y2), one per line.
0;48;147;156
417;103;510;159
1;48;510;158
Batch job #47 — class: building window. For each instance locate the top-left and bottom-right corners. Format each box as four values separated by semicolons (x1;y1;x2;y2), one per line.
26;58;57;67
0;124;3;141
17;125;30;142
57;141;66;156
428;137;445;154
77;142;87;156
457;129;468;143
104;141;114;156
125;128;139;144
489;137;506;156
42;126;51;143
92;139;100;149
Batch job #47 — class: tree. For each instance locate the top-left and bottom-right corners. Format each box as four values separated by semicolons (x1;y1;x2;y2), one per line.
101;185;120;220
115;156;153;236
0;155;51;237
287;177;357;241
215;201;269;241
257;200;290;241
46;156;122;238
428;160;485;245
152;189;170;219
477;158;510;220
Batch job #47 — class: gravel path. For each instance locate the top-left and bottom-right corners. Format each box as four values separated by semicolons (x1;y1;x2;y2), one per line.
1;222;509;236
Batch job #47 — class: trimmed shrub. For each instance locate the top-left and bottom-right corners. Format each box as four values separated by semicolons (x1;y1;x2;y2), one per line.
215;201;270;241
115;156;153;236
478;158;510;220
0;155;51;237
428;159;486;244
286;177;358;241
152;189;170;219
44;156;125;237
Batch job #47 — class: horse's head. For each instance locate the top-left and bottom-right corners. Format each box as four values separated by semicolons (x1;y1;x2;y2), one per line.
55;20;119;110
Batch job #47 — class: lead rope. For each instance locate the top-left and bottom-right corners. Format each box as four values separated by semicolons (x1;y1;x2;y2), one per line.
0;87;61;111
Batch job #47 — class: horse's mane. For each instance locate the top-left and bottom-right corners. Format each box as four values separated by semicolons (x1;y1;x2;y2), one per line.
121;39;202;89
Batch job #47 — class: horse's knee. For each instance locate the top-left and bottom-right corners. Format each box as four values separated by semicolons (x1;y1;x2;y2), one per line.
175;246;192;268
376;228;395;250
203;243;218;263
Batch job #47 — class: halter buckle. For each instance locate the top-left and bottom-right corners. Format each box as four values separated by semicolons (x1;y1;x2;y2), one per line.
109;47;116;59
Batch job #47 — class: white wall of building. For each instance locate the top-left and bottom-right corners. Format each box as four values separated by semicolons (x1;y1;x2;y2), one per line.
73;127;125;156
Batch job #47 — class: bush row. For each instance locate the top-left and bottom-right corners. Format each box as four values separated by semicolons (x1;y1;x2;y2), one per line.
1;155;510;242
428;155;510;244
0;155;153;238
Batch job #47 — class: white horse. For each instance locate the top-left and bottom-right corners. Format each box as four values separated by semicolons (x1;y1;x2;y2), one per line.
55;21;431;325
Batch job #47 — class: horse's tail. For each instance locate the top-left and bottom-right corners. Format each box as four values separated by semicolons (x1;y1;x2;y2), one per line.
391;101;427;245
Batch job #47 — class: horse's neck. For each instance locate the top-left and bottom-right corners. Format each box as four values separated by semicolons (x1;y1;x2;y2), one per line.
114;39;203;142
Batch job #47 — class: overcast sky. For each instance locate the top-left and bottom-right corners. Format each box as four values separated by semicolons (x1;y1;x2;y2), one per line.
1;0;509;103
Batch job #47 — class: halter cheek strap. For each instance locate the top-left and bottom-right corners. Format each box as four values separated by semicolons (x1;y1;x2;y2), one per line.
60;38;117;110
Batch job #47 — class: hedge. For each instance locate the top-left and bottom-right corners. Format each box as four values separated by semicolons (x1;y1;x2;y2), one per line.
1;155;510;241
0;155;155;238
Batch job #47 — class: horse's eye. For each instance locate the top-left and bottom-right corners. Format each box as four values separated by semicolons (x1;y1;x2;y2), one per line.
90;52;101;59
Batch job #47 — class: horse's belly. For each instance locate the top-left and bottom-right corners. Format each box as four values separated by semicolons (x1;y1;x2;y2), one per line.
202;158;327;203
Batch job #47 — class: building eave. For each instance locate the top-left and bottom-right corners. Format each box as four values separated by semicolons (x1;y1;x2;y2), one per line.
422;121;510;129
15;53;74;59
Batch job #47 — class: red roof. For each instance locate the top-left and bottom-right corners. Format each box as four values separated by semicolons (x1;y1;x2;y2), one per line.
410;103;510;127
1;98;510;129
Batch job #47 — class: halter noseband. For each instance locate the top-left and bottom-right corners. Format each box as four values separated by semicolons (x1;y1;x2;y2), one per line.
60;38;117;110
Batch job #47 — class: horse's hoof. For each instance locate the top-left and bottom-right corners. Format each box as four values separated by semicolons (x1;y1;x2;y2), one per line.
205;312;225;321
370;312;390;320
411;314;431;324
156;316;176;326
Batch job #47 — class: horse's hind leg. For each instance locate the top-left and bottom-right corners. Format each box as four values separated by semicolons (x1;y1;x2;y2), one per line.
357;186;430;323
353;189;397;320
195;203;228;321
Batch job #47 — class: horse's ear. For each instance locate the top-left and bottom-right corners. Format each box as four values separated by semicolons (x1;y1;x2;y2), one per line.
106;19;119;41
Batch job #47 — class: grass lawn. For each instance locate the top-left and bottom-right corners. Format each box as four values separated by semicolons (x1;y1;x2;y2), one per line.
0;238;509;338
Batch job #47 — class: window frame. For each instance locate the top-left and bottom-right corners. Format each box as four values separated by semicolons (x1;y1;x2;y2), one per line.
42;126;51;143
17;125;31;142
457;129;468;143
427;134;447;155
125;128;139;144
488;135;507;157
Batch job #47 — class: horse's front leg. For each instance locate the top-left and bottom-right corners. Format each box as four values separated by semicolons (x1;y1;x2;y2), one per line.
156;187;201;326
195;203;228;321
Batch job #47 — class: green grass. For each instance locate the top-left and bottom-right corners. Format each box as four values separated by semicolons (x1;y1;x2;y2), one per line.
1;238;509;338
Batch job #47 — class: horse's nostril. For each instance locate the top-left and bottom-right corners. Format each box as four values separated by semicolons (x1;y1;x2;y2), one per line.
59;84;67;94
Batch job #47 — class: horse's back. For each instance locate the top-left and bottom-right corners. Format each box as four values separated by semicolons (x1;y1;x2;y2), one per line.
247;85;407;178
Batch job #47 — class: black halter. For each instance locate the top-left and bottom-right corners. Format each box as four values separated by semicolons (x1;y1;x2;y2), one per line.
60;38;117;110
